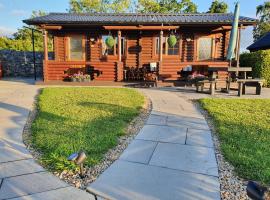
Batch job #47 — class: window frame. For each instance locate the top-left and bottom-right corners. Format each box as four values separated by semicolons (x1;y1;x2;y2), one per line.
67;34;86;61
196;35;216;61
100;35;118;58
153;34;181;58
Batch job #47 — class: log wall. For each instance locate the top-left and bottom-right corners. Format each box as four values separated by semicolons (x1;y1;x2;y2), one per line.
45;26;231;81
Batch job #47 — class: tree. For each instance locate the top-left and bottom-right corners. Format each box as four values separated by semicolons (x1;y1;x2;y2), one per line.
0;10;53;51
138;0;198;13
207;0;228;13
69;0;131;13
253;1;270;41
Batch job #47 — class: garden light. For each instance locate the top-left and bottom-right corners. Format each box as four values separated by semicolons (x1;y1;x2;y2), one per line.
68;151;87;177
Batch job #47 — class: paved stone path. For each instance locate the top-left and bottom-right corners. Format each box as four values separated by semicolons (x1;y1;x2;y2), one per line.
88;88;220;200
0;79;94;200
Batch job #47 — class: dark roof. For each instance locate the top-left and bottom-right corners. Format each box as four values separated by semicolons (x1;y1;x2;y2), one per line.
247;32;270;51
23;12;257;26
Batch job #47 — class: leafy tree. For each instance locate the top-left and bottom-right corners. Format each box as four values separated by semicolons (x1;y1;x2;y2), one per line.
207;0;228;13
253;1;270;41
69;0;131;13
0;10;53;51
138;0;198;13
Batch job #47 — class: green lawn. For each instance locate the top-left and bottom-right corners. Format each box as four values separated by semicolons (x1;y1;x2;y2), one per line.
31;87;144;171
200;99;270;184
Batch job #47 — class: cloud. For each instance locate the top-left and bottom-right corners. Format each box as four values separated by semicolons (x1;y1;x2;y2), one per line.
0;3;4;9
0;26;16;37
10;9;29;16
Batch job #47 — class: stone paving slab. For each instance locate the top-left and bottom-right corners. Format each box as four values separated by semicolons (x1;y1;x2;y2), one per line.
136;124;187;144
0;172;68;200
10;187;95;200
0;144;32;163
119;140;157;164
0;159;45;179
146;114;167;125
186;128;214;148
88;160;220;200
149;143;218;177
167;115;209;130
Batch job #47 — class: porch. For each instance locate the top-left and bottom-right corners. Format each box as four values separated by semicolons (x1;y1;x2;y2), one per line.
41;25;232;82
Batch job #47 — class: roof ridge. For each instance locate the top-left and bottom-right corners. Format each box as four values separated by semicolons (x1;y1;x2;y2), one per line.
48;12;234;16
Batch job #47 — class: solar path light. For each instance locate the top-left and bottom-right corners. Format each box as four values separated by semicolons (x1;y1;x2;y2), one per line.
68;151;87;178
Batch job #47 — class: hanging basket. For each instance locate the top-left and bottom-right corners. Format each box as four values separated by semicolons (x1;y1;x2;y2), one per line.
105;36;115;49
167;35;177;48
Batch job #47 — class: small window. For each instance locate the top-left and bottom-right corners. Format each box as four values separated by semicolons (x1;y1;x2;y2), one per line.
155;37;160;55
168;37;179;55
101;35;115;56
155;36;180;56
198;37;213;61
69;35;84;60
116;37;126;56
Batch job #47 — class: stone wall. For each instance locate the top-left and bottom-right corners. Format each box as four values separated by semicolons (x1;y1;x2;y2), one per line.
0;50;53;77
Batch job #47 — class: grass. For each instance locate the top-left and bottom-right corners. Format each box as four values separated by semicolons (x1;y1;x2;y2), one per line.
31;87;144;171
199;99;270;184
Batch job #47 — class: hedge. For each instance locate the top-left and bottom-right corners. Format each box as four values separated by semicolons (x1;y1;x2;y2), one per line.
240;50;270;87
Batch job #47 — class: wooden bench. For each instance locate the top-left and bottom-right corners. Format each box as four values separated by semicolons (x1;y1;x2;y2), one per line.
237;79;264;97
195;79;219;95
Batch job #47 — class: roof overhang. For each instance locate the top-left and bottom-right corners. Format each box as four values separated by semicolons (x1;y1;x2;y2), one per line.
103;25;179;30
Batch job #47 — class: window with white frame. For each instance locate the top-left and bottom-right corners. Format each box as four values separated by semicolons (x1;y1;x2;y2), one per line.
69;35;84;60
197;37;213;61
155;36;180;56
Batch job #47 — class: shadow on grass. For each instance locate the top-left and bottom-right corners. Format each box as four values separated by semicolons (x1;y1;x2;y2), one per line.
31;101;142;171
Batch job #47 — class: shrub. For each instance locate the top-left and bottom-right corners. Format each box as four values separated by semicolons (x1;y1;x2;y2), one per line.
240;50;270;87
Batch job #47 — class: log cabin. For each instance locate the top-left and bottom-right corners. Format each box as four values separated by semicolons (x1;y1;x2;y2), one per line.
23;13;256;82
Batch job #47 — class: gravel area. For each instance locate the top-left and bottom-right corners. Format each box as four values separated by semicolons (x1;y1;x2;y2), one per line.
23;89;151;190
195;101;249;200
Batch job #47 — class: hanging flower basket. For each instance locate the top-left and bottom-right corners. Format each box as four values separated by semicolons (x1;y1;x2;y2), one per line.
167;35;177;48
105;36;115;49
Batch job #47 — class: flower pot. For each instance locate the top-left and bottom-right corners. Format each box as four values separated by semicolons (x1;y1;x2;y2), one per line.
71;77;77;82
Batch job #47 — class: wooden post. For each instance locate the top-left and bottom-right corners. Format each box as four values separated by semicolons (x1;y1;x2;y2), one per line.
117;30;121;62
159;30;163;62
43;30;48;81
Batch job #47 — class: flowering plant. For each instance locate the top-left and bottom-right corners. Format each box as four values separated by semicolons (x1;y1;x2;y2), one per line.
70;71;91;82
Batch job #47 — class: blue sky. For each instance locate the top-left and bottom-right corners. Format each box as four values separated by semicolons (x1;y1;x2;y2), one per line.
0;0;266;51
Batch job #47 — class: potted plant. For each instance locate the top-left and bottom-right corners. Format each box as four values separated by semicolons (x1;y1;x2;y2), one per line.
105;36;115;49
83;74;91;82
167;35;177;48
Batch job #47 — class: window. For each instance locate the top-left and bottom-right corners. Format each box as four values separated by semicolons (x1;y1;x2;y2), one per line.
116;37;126;56
69;35;84;60
155;36;180;56
168;38;179;55
101;35;115;56
198;37;213;61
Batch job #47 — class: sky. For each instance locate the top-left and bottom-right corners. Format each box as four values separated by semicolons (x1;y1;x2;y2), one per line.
0;0;267;51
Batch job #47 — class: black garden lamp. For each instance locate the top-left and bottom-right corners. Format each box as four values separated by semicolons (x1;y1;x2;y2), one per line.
68;151;87;178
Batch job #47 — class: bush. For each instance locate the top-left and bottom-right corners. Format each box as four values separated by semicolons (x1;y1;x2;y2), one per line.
240;50;270;87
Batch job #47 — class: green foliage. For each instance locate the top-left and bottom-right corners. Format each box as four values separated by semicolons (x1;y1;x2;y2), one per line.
31;87;144;172
254;1;270;41
167;35;177;47
240;50;270;87
69;0;131;13
138;0;197;13
200;99;270;184
0;10;53;51
207;0;228;13
253;22;270;41
105;36;115;48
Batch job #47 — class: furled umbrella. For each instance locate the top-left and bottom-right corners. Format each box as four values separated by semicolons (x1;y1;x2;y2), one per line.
226;1;240;66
